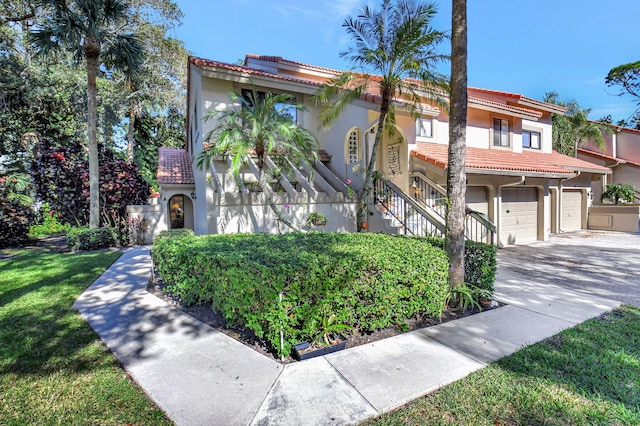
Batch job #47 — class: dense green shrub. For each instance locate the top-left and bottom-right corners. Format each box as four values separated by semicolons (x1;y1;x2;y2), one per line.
425;237;497;297
29;203;71;237
155;228;195;241
67;227;118;251
152;232;449;358
31;139;150;227
0;173;36;247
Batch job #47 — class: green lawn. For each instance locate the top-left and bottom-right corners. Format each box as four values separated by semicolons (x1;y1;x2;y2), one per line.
368;306;640;425
0;248;171;425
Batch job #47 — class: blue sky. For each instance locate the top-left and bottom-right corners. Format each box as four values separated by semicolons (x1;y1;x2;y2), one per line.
174;0;640;123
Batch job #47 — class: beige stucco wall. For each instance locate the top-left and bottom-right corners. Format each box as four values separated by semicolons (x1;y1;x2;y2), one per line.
206;192;357;234
588;205;640;232
616;130;640;164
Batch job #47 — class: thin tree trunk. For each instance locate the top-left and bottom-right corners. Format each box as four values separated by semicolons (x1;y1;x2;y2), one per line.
357;90;391;231
446;0;468;289
127;101;135;164
86;50;100;229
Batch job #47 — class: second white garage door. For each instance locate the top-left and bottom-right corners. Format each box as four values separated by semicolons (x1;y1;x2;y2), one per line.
501;187;538;245
561;190;583;232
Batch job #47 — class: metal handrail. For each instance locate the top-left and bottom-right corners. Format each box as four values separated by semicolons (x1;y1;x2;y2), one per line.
397;172;497;244
374;176;445;237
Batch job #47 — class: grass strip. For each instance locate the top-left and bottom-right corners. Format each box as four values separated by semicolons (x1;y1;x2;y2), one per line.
368;306;640;425
0;248;171;425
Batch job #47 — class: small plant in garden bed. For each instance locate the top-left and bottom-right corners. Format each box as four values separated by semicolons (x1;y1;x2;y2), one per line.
29;203;71;237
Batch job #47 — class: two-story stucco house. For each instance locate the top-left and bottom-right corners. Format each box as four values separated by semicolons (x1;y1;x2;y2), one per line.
150;54;610;246
578;125;640;203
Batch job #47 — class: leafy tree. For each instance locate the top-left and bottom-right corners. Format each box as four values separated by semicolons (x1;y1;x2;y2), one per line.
543;91;608;157
606;61;640;108
31;138;150;226
30;0;144;229
133;106;185;189
122;0;188;163
446;0;467;289
601;183;636;205
313;0;448;231
0;35;85;174
0;172;36;247
197;89;319;232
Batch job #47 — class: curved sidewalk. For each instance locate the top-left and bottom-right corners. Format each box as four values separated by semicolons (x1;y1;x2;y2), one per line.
74;246;621;426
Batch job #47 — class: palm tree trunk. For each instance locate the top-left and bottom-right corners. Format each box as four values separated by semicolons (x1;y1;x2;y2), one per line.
86;49;100;229
357;89;391;231
446;0;468;289
127;101;135;164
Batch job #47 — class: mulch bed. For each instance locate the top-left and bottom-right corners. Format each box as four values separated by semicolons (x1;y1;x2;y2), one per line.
147;275;497;364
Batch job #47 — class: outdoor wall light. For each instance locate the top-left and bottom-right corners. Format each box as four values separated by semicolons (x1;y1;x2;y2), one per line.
190;191;196;200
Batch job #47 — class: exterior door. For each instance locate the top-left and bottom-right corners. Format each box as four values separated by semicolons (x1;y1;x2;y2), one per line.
501;187;538;245
561;190;583;232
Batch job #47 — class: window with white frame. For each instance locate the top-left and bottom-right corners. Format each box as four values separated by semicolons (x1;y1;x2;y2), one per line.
522;130;541;149
416;118;433;138
346;129;360;163
493;118;510;147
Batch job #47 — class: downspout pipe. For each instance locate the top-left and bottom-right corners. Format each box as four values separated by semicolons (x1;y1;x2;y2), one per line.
496;176;525;248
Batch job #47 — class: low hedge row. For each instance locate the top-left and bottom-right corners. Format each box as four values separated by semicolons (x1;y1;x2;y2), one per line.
425;237;497;296
66;227;118;251
152;232;450;358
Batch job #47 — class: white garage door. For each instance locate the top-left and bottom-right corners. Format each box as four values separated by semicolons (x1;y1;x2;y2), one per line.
466;186;488;214
562;190;582;232
501;187;538;245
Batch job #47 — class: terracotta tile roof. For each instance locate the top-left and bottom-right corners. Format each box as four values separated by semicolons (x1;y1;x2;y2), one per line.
193;54;557;119
412;143;611;176
157;148;194;185
468;96;542;119
245;54;342;75
578;148;640;168
468;87;567;114
189;56;322;87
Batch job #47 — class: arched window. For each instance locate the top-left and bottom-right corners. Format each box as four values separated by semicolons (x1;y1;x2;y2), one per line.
345;128;361;164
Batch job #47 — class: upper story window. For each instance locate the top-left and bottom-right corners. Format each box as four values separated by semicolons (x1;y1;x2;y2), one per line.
522;130;541;149
416;118;433;138
493;118;510;147
241;88;297;122
346;129;361;163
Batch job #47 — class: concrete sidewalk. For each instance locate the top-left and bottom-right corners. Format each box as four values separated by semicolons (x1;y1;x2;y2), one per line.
74;246;621;426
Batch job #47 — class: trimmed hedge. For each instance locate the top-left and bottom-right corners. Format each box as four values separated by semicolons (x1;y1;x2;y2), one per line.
67;227;119;251
152;232;449;358
425;237;497;296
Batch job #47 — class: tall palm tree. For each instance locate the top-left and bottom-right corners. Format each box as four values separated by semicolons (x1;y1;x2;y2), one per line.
313;0;448;231
197;89;319;232
30;0;143;228
446;0;467;289
543;91;608;157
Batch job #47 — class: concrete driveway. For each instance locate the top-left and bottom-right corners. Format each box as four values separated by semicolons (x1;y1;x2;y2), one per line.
496;230;640;308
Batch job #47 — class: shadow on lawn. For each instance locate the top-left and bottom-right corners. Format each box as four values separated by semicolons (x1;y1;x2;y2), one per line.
0;249;122;376
496;306;640;420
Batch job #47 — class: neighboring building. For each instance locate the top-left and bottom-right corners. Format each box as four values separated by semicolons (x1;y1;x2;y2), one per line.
151;54;610;246
578;125;640;203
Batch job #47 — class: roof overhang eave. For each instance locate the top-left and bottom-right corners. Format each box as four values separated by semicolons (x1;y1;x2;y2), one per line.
464;167;575;179
562;166;612;175
200;67;320;94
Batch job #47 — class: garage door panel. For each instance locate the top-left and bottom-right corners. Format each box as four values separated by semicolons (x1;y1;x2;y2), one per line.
501;187;538;245
562;190;582;232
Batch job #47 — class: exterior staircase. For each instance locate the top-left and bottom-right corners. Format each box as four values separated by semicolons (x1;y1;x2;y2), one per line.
373;173;496;244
